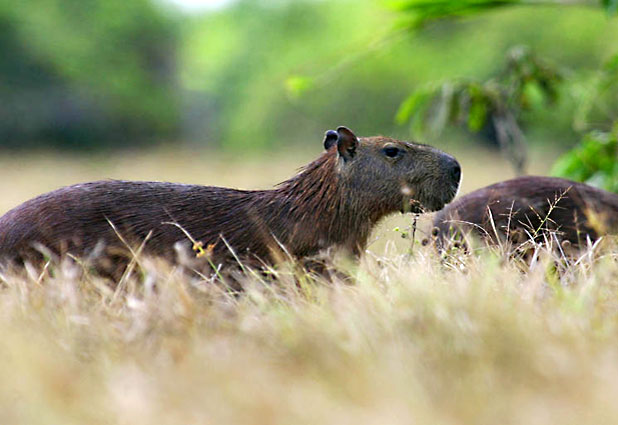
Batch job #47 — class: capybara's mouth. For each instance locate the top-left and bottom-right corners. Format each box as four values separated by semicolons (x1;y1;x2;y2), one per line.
408;198;444;213
402;198;441;214
403;182;460;214
438;180;462;209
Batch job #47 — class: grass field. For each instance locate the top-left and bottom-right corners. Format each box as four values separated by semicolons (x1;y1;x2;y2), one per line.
1;145;617;425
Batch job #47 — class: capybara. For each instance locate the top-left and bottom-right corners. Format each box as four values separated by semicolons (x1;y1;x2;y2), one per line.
0;126;461;272
432;176;618;250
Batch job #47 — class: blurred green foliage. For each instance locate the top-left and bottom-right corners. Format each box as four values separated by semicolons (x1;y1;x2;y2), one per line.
551;127;617;192
395;46;563;172
559;53;618;192
181;0;618;152
572;53;618;132
0;0;179;148
603;0;618;14
180;0;398;150
2;0;618;153
390;0;530;26
392;0;617;188
391;0;618;24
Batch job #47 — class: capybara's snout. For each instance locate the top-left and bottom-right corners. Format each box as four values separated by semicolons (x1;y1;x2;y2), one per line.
438;153;462;206
409;150;462;213
440;153;461;189
445;155;462;188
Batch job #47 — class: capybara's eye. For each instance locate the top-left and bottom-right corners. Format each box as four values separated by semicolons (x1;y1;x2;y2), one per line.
382;146;401;158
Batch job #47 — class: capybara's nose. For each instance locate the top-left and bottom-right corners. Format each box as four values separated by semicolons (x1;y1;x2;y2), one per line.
442;155;461;184
451;161;461;183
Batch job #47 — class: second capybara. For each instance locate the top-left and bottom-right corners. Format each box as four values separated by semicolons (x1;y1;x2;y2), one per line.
432;176;618;250
0;126;461;272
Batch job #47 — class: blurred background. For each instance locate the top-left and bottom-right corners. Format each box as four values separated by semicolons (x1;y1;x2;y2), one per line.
0;0;616;216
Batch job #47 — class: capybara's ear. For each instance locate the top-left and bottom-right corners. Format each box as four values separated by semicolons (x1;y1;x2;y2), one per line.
323;130;338;151
336;126;358;160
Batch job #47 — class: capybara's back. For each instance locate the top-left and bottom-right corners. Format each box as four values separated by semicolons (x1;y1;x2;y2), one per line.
0;180;273;266
433;176;618;249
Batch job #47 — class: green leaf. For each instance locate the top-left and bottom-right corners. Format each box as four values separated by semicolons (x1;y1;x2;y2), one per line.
467;100;487;132
387;0;524;27
551;128;618;193
285;76;314;99
395;89;431;125
466;84;489;131
521;81;546;109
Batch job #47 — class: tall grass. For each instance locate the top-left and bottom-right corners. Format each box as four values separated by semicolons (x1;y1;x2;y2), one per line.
0;234;616;425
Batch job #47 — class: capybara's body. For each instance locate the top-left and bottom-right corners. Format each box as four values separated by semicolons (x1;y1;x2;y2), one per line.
433;176;618;249
0;127;461;270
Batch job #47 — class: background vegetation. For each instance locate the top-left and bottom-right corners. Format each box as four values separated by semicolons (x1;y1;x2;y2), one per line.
1;1;616;148
0;0;179;148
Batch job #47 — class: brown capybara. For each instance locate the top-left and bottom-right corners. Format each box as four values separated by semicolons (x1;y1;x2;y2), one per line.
0;126;461;272
432;176;618;250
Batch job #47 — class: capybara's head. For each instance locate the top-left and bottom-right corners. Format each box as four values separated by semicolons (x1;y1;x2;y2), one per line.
323;126;461;213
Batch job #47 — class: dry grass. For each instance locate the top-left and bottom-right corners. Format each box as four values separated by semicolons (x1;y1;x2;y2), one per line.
0;236;617;425
3;146;616;425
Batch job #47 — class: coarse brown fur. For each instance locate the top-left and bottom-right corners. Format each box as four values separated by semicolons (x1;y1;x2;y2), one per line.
432;176;618;250
0;127;461;274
